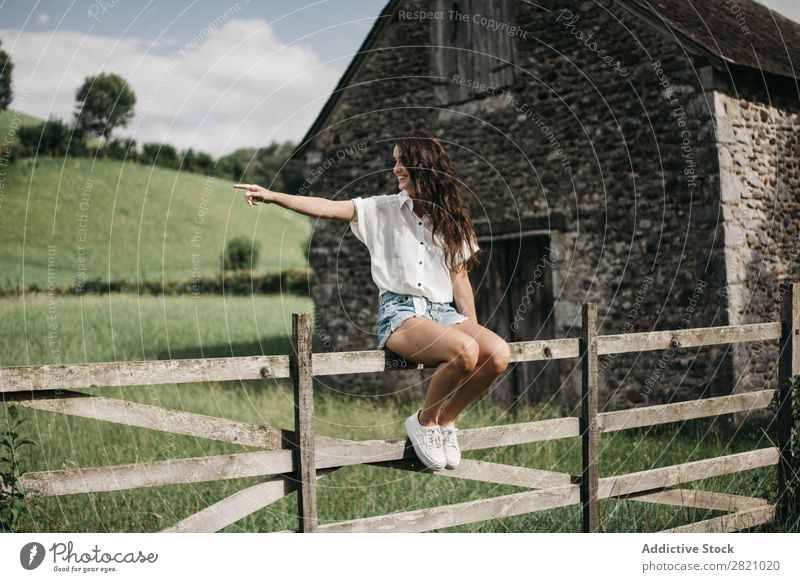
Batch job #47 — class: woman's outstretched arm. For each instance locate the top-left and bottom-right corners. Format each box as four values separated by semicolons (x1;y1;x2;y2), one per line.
233;183;356;221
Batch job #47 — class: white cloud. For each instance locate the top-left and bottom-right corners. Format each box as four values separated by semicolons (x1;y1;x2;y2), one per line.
0;18;344;157
37;14;49;24
755;0;800;23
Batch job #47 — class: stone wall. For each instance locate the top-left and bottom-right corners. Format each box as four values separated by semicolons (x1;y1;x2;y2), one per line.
300;0;752;410
714;71;800;412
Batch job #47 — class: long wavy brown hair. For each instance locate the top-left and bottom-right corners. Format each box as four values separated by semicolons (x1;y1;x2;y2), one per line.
393;130;482;273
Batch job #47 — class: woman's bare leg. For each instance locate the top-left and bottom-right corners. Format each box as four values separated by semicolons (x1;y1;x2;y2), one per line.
437;320;511;425
385;316;480;425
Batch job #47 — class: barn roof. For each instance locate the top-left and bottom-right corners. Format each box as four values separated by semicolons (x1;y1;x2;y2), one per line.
291;0;800;161
619;0;800;80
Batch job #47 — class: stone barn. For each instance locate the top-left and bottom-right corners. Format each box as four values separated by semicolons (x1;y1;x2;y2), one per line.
289;0;800;414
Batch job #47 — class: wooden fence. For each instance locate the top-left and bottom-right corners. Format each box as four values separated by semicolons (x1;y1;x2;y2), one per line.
2;284;799;533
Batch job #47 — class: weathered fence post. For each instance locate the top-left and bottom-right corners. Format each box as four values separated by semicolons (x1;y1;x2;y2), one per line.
291;312;318;532
580;302;600;532
777;283;800;522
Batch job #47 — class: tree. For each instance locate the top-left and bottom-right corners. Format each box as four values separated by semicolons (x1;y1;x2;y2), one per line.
180;148;197;172
73;72;135;141
0;39;12;111
194;151;215;174
234;141;304;194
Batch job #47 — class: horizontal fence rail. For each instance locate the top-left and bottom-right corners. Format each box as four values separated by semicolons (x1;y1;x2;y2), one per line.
0;322;782;393
1;283;798;534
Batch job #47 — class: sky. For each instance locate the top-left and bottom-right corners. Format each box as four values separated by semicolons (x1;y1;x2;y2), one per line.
1;0;798;158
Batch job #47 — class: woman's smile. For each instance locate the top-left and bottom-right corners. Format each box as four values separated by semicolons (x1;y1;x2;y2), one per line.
392;144;412;193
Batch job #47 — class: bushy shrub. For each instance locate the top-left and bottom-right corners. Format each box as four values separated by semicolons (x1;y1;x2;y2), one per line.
104;137;137;161
222;236;260;271
87;137;137;161
0;268;313;297
178;148;218;175
140;142;179;169
194;151;215;174
15;116;87;158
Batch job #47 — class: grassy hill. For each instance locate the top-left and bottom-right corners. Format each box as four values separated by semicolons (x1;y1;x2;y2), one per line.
0;108;43;145
0;156;312;287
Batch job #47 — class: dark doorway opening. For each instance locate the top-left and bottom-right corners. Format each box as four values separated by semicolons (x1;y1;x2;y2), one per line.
467;234;558;407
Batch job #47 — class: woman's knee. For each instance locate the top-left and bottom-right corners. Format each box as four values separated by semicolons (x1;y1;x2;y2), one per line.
483;341;511;374
450;337;480;373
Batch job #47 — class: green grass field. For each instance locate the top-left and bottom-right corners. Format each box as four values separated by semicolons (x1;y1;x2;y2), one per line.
0;293;788;533
0;157;311;288
0;293;311;365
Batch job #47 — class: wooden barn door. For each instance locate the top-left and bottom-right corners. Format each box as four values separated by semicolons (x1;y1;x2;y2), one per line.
467;235;557;407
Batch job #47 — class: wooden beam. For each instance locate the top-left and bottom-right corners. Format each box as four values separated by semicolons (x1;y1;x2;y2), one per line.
509;338;580;364
370;457;573;489
597;448;778;499
4;389;287;449
20;449;294;497
625;488;771;512
458;417;580;447
291;313;318;533
598;322;781;356
161;468;338;533
580;303;600;533
659;505;775;533
777;282;800;520
0;355;291;392
598;390;777;432
316;484;582;533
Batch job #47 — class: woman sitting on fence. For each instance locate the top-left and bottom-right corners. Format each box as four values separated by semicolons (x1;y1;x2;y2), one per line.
233;130;511;472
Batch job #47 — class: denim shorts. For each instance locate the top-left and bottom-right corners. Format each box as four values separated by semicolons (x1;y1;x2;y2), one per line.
376;290;469;350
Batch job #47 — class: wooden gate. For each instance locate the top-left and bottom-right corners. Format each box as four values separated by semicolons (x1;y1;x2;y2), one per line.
2;286;799;533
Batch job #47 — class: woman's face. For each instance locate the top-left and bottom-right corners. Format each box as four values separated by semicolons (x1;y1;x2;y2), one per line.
392;145;413;194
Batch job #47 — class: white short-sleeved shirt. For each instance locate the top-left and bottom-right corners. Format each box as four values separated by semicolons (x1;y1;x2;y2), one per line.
349;189;479;303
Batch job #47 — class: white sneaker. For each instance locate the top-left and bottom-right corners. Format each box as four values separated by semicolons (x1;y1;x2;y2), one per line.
440;424;461;469
404;410;446;471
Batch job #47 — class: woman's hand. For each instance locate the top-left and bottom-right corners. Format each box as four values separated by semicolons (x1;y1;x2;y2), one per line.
233;184;273;206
